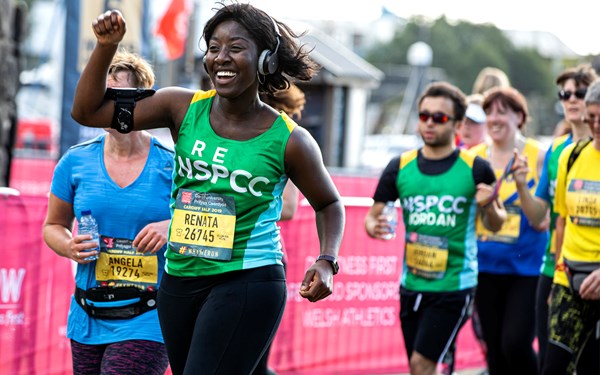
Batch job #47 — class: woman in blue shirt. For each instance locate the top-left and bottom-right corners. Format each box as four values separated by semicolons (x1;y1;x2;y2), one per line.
43;51;172;375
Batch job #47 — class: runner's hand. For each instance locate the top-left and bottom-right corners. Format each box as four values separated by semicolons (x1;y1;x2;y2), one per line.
133;220;169;254
299;261;333;302
92;10;127;46
579;268;600;300
71;234;98;263
512;151;529;189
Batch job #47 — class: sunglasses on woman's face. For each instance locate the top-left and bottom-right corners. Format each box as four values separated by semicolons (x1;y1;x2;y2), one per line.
418;111;455;125
558;88;587;101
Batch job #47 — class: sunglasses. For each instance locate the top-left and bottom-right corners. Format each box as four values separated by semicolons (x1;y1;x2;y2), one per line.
558;88;587;101
418;111;455;125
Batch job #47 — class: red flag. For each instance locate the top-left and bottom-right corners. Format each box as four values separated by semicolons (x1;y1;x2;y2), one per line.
155;0;191;60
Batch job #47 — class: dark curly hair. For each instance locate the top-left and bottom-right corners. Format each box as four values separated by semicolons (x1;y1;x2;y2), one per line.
418;81;467;121
202;2;320;94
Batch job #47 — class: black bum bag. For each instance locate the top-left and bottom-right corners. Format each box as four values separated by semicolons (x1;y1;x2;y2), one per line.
75;286;157;320
564;258;600;297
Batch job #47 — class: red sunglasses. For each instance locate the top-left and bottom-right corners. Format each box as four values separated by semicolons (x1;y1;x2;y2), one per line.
558;88;587;101
418;111;455;125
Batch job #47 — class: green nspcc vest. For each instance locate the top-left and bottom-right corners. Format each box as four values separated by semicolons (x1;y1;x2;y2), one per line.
167;90;295;276
398;149;479;292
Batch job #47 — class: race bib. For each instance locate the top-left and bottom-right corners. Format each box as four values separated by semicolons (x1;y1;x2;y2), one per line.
169;189;236;260
477;204;521;243
405;232;448;279
566;179;600;227
95;236;158;290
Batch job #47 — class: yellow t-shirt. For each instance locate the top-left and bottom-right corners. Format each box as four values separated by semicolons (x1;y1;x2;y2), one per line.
553;142;600;287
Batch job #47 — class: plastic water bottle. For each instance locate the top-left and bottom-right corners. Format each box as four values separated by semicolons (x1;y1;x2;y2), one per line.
381;201;398;240
79;210;99;261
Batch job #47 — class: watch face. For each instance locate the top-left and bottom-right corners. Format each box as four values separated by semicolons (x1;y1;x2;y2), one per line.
331;261;339;274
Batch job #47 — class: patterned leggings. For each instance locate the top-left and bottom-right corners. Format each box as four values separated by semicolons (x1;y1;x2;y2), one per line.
541;284;600;375
71;339;169;375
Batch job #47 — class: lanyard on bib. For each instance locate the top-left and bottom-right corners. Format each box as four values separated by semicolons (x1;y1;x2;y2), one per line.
489;155;516;202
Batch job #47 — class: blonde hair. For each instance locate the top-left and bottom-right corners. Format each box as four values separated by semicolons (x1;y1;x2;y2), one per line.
261;83;306;119
466;93;484;106
472;67;510;96
108;50;155;89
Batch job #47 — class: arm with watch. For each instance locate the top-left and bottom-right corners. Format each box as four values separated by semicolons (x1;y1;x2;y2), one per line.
298;199;343;303
293;184;344;303
281;111;344;303
294;202;341;301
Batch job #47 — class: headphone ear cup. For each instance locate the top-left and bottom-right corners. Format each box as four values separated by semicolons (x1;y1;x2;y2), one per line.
258;49;270;75
265;52;278;75
258;49;279;75
202;55;208;74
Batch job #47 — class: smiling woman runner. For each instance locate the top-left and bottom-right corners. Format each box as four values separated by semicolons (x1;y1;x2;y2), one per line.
471;86;548;375
70;3;345;374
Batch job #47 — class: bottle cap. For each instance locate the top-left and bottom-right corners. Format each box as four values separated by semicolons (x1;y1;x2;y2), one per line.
81;210;92;216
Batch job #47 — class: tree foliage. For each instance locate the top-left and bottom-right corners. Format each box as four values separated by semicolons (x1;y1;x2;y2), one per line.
367;16;555;96
366;16;560;134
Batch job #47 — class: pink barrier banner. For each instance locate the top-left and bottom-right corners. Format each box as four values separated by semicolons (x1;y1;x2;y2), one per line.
269;175;485;374
0;194;74;375
9;158;56;196
272;205;407;374
0;174;485;374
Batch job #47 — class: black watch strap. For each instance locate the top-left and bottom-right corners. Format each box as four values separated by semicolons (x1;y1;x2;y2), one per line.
316;255;339;275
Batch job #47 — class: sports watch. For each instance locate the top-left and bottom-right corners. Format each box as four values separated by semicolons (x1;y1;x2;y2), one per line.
316;255;339;275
